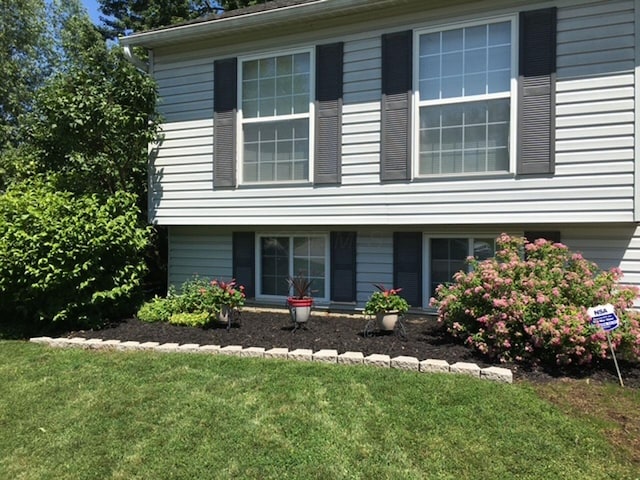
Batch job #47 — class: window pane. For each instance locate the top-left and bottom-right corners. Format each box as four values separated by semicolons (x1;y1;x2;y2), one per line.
243;119;309;182
440;151;462;174
489;21;511;46
488;70;510;93
464;73;485;96
244;80;258;99
419;20;511;102
430;238;469;294
242;52;311;170
420;32;440;55
259;57;275;77
464;49;486;74
293;53;310;73
419;99;509;175
243;60;258;80
441;75;462;98
488;45;510;70
277;55;293;75
442;52;462;76
465;25;486;49
442;29;463;52
473;239;495;261
261;237;289;296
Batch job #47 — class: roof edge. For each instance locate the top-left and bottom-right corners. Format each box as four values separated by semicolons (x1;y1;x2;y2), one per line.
119;0;398;48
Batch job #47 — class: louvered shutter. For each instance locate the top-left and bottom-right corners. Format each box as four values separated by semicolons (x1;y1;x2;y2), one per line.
214;58;237;187
315;43;343;185
381;30;412;182
517;8;556;175
232;232;255;298
330;232;356;302
393;232;422;308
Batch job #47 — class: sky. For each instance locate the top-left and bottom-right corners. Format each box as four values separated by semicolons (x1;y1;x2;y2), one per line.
81;0;102;25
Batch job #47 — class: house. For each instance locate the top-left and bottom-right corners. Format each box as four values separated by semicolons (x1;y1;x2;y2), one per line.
121;0;640;311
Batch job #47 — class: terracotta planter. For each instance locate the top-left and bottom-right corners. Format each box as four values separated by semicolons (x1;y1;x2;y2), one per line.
287;297;313;323
376;311;399;331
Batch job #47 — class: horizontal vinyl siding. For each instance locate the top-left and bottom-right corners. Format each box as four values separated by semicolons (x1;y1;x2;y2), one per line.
556;0;635;77
168;227;232;289
356;233;393;305
150;56;214;223
149;0;637;227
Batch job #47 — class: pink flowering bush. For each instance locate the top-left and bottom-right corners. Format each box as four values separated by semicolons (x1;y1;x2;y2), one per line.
430;234;640;366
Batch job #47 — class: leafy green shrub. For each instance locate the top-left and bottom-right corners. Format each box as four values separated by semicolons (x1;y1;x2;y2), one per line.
168;312;209;327
0;181;150;332
136;296;173;323
431;234;640;367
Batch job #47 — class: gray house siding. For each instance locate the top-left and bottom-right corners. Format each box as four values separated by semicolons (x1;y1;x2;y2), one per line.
142;0;640;307
147;0;636;227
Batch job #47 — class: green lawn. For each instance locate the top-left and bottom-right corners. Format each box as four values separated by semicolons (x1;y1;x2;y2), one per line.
1;341;638;480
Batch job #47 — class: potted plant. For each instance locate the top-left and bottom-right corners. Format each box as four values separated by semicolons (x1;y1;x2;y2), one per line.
363;284;410;330
286;274;314;325
209;278;246;324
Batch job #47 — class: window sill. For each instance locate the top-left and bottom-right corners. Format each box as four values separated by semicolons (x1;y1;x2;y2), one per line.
412;171;515;182
238;181;313;189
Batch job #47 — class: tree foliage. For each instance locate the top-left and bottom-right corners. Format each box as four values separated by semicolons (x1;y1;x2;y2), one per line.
21;14;158;199
98;0;262;39
0;180;151;333
0;0;54;147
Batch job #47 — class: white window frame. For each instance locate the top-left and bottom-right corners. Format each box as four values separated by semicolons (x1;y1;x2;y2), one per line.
255;233;329;303
423;235;497;301
412;15;518;178
237;47;315;185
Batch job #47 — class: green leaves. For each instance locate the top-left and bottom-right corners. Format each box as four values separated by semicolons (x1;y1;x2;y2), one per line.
0;180;151;331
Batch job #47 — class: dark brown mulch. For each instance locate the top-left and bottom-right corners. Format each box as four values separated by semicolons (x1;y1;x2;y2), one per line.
67;309;640;388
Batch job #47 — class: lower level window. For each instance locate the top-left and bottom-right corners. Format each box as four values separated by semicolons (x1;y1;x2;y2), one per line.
429;237;494;294
259;235;327;299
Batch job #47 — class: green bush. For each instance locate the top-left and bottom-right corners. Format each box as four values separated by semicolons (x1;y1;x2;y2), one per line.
0;181;151;333
136;296;173;323
168;312;210;327
431;234;640;367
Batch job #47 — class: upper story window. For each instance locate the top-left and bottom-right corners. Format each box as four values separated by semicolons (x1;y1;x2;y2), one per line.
240;51;312;184
416;18;515;176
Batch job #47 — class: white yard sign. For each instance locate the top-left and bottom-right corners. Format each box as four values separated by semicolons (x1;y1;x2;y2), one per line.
587;303;620;332
587;303;624;387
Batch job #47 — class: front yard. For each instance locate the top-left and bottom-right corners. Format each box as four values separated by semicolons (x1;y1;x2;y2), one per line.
1;341;638;479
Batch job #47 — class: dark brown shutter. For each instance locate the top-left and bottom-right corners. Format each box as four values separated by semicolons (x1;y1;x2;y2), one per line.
315;42;343;185
393;232;422;308
517;8;556;175
232;232;255;298
381;30;412;182
330;231;356;302
214;58;237;187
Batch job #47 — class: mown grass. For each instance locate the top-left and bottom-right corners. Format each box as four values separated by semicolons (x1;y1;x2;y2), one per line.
1;341;638;480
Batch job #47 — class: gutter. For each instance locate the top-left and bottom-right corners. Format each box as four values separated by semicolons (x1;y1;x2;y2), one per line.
119;0;403;48
122;45;148;73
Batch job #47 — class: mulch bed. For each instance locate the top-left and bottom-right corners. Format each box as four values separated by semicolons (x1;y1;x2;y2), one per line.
68;308;640;387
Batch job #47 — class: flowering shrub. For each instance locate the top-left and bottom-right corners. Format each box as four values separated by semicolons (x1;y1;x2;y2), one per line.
364;284;410;315
430;234;640;366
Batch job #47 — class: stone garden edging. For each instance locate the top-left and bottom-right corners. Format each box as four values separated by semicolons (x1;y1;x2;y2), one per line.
29;336;513;383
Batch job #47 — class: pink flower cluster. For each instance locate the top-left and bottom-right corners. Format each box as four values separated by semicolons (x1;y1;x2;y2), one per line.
430;234;640;366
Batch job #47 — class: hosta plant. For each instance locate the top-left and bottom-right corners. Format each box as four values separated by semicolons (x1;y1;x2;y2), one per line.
430;234;640;367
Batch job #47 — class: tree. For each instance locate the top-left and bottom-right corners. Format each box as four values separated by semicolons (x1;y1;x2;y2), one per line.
23;13;158;200
98;0;262;39
0;0;54;148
